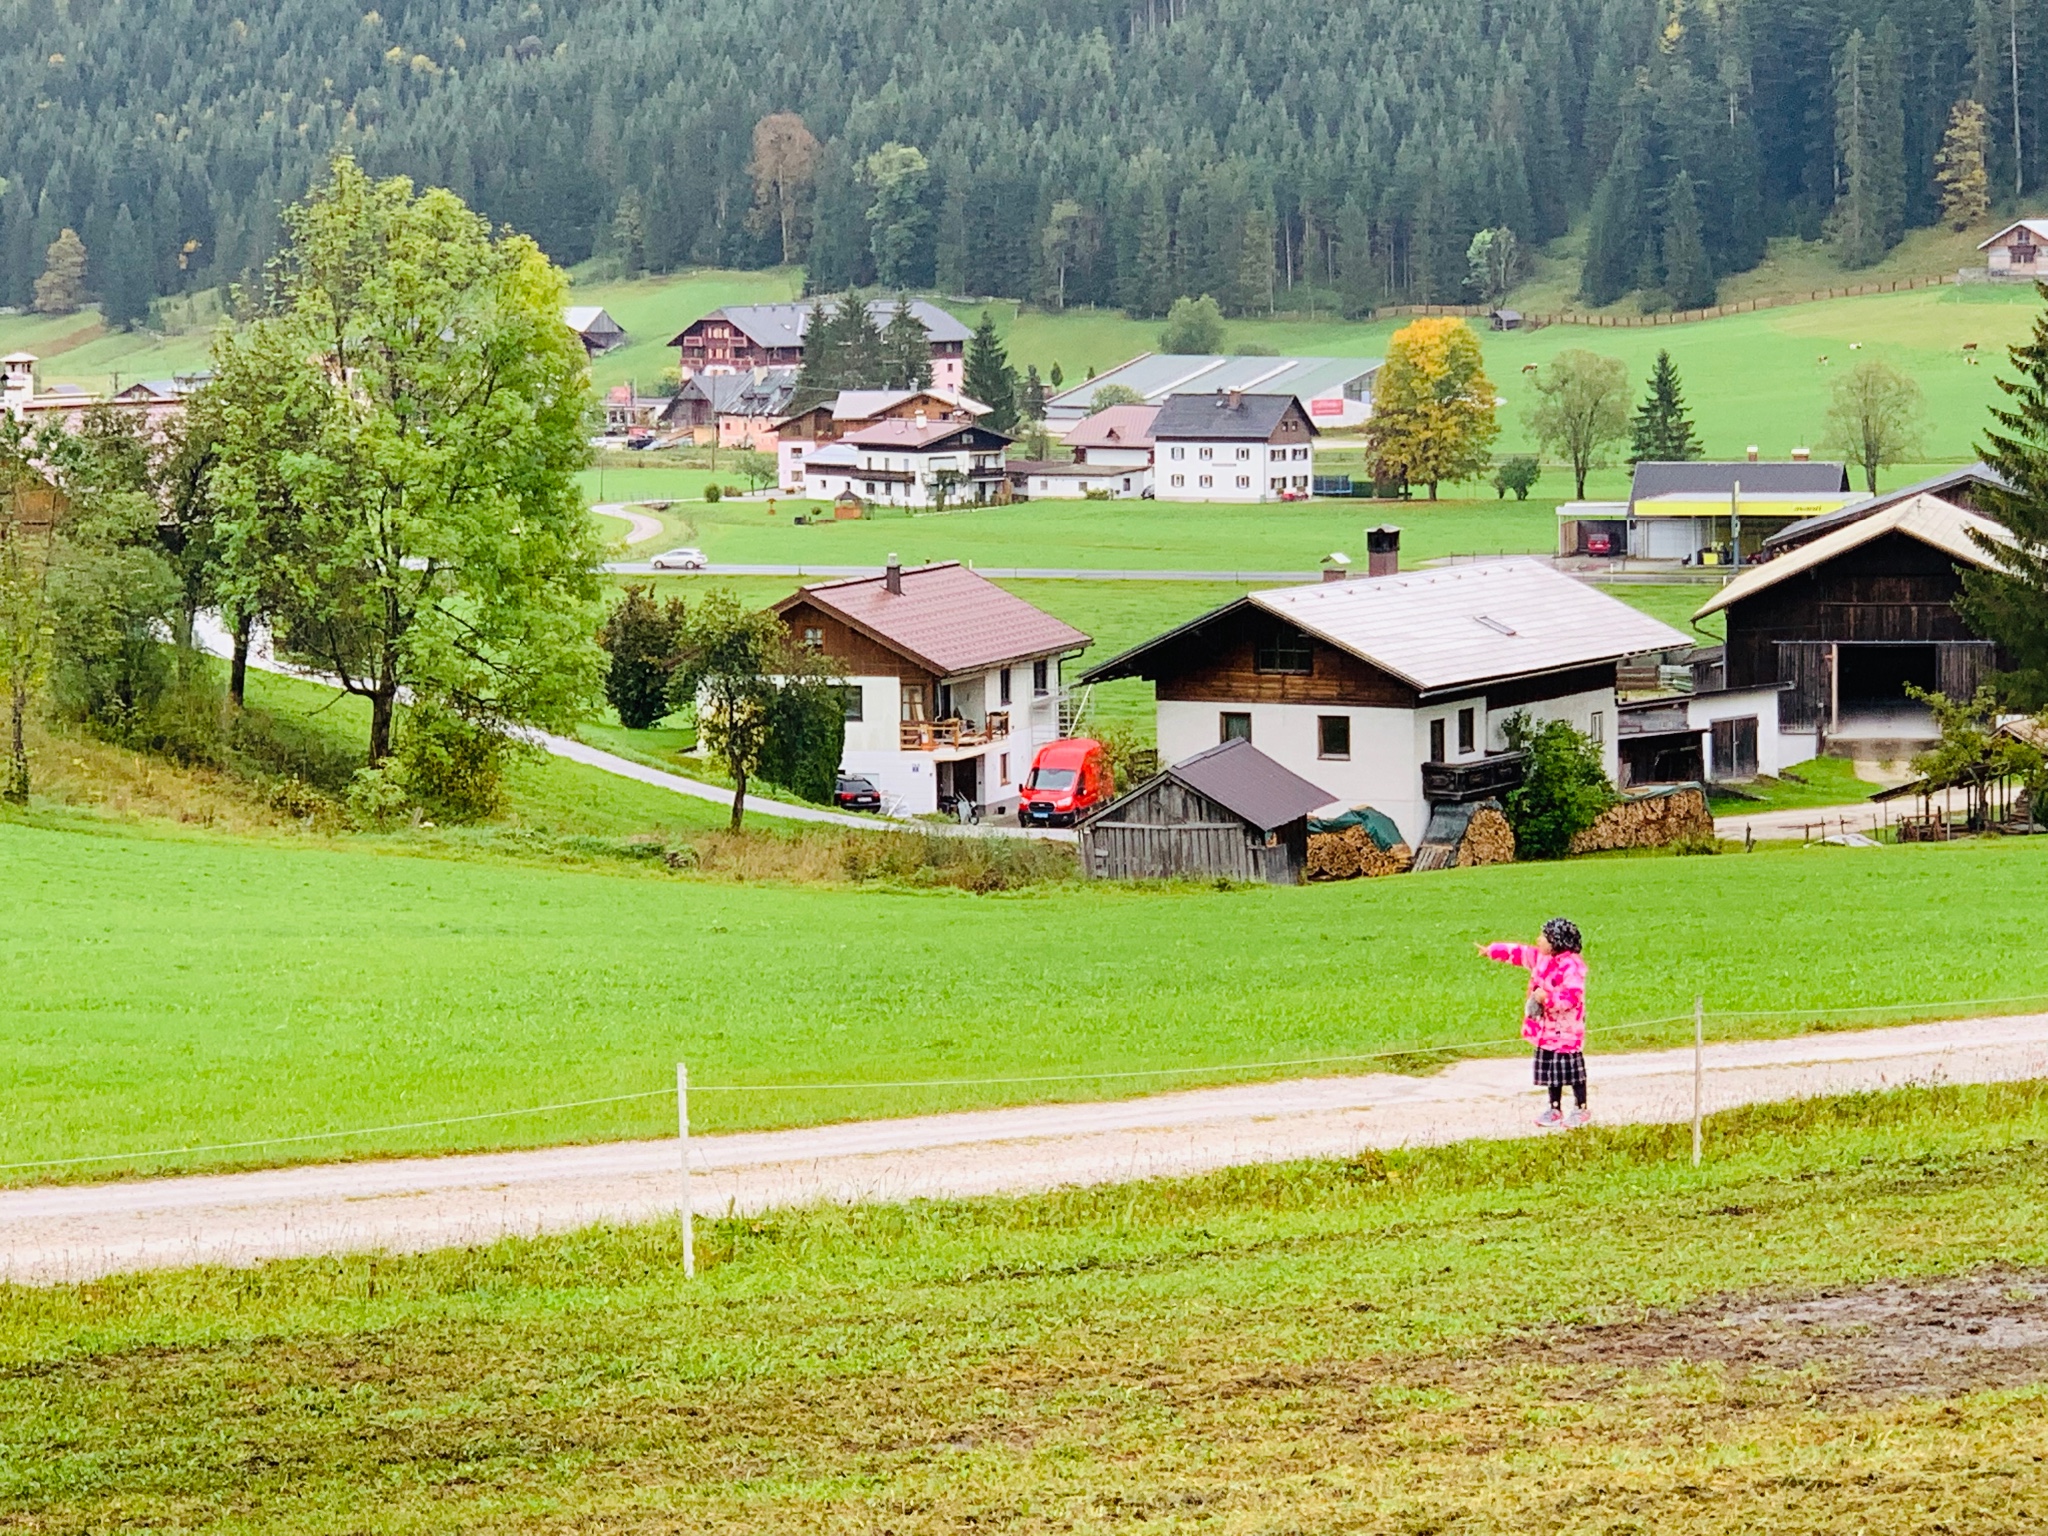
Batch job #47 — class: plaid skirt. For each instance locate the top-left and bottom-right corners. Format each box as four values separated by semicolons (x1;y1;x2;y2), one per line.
1532;1047;1588;1089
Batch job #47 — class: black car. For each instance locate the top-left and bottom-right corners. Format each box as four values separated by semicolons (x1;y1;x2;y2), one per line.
834;774;883;812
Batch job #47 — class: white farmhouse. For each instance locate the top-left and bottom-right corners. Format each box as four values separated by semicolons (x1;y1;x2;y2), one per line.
1007;403;1159;500
1151;390;1317;503
772;560;1091;816
1080;552;1690;846
790;412;1011;509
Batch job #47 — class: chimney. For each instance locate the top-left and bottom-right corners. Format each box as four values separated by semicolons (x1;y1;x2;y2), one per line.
1745;444;1759;462
1366;524;1402;578
1790;445;1810;462
913;409;927;428
884;554;902;594
1227;388;1244;411
1321;553;1352;583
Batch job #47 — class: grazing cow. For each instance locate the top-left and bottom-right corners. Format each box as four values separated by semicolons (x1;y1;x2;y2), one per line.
1816;355;1829;365
1521;362;1538;374
1849;341;1862;350
1963;341;1980;353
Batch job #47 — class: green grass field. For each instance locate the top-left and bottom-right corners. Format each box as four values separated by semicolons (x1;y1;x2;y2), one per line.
2;815;2044;1182
9;1080;2048;1531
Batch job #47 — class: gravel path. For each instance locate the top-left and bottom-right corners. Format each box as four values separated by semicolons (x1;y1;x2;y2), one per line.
5;1013;2043;1285
590;501;666;547
1713;802;1895;842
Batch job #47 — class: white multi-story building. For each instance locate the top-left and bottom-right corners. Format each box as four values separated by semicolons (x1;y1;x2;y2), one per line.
1081;552;1691;847
773;389;990;495
1151;390;1318;503
795;414;1012;509
772;560;1091;816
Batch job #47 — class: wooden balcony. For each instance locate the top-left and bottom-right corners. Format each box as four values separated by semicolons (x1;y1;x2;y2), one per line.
1421;750;1529;805
899;711;1011;752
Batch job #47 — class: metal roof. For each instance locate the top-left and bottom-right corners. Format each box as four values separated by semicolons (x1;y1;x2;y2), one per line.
1151;391;1313;441
1045;354;1379;420
775;561;1089;677
1059;403;1159;449
1978;219;2048;248
668;300;972;350
1694;494;2013;619
563;306;623;334
677;367;799;414
1629;460;1851;506
1083;558;1691;694
840;417;1010;450
1156;739;1335;830
1760;464;2008;550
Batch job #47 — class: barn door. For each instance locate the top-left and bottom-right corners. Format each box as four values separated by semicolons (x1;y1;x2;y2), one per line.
1936;641;1998;700
1710;716;1759;780
1773;642;1831;730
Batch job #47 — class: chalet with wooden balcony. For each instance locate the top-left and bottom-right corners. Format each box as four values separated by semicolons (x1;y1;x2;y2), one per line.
1080;545;1690;846
773;559;1091;816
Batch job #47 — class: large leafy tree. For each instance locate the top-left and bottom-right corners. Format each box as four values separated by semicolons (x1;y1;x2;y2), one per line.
1964;304;2048;708
1628;351;1704;464
1821;358;1925;494
1365;317;1499;499
1524;350;1629;499
0;416;58;803
207;154;603;763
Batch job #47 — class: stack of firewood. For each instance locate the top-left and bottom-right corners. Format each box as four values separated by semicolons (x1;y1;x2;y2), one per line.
1306;825;1416;880
1455;807;1516;866
1568;787;1714;853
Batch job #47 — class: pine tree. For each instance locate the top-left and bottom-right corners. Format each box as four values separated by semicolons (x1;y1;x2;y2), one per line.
793;295;848;404
32;227;88;315
839;297;887;388
1871;19;1908;249
1126;174;1174;318
1336;196;1381;319
99;204;151;330
1937;98;1993;229
1628;350;1705;463
963;309;1018;432
1660;172;1716;310
1829;30;1900;268
1579;107;1651;305
1965;299;2048;706
1235;198;1275;316
0;183;33;309
882;299;932;392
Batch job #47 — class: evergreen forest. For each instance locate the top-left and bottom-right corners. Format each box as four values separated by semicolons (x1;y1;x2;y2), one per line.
0;0;2034;325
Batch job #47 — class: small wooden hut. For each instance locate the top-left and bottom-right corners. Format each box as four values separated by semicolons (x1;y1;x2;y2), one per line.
1078;739;1332;884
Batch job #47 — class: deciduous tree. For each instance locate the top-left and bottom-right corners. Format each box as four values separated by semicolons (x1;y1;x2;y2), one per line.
1159;294;1226;353
1936;98;1992;229
1526;350;1630;499
864;143;932;290
1365;317;1500;499
747;112;819;266
597;585;687;730
0;416;58;802
32;227;87;314
1465;226;1519;305
206;154;603;763
1821;358;1925;494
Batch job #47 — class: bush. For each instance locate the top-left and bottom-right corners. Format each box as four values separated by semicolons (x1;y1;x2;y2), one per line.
703;481;722;504
391;704;508;823
344;764;412;829
1160;294;1226;353
1501;711;1614;859
49;545;180;733
759;677;846;805
1491;455;1541;501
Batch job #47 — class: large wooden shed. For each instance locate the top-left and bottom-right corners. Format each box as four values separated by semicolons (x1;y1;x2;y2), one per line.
1078;739;1333;884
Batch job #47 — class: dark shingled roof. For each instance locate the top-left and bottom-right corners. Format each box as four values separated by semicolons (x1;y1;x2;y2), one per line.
1760;463;2008;552
1629;460;1851;504
1151;391;1314;442
1162;739;1333;830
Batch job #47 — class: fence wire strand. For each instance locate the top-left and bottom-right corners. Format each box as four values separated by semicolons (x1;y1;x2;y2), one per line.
6;989;2047;1174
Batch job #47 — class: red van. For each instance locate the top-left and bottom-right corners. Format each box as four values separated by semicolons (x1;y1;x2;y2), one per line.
1017;738;1112;826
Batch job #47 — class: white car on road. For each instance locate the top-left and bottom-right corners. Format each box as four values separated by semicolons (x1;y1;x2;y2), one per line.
650;547;709;571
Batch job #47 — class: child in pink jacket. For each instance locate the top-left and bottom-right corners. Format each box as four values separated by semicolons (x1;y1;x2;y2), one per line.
1480;917;1589;1129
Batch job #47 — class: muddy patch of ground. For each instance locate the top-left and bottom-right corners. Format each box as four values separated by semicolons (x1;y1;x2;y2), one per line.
1539;1266;2048;1400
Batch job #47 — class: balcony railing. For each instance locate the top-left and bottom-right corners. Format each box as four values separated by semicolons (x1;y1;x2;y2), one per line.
1421;749;1529;804
900;711;1010;752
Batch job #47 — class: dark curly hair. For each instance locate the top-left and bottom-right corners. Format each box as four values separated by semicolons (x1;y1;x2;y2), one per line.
1542;917;1583;954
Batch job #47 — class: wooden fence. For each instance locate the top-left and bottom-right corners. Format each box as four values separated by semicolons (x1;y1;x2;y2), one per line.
1377;272;1958;330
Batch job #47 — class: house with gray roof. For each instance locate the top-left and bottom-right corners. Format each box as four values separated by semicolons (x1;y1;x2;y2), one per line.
563;306;627;355
1151;391;1318;503
1622;457;1857;562
668;300;972;392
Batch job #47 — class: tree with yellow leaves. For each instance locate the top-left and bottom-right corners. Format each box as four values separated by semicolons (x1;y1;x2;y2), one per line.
1364;317;1499;500
1935;98;1990;231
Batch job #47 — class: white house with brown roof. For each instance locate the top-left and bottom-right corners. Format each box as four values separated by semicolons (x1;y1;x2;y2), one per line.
1009;404;1160;500
1081;552;1689;845
1152;391;1317;503
796;414;1012;509
774;388;988;493
773;559;1091;815
1977;219;2048;275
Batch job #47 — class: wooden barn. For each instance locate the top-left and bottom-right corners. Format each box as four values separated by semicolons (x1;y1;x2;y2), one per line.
1695;493;2012;760
1078;738;1334;884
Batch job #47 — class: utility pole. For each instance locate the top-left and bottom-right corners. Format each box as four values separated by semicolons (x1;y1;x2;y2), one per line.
1730;479;1741;570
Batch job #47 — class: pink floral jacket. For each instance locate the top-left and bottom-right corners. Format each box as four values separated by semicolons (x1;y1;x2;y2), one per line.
1486;943;1587;1053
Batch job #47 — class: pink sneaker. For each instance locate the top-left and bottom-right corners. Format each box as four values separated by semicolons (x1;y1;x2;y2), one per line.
1535;1107;1564;1129
1567;1106;1592;1129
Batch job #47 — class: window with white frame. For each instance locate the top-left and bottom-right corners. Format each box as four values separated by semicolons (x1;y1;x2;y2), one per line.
1169;446;1185;460
1198;446;1214;460
1236;446;1251;460
1170;473;1185;487
1236;474;1251;488
1198;474;1213;487
1292;446;1309;461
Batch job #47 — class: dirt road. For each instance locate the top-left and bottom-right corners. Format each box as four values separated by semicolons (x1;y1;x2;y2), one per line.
4;1014;2044;1285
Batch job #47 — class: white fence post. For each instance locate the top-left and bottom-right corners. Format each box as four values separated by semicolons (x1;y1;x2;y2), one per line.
1692;996;1705;1169
678;1061;695;1279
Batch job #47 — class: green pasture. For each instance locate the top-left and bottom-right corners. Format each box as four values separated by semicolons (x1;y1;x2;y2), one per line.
568;266;801;396
1;816;2044;1181
9;1080;2048;1530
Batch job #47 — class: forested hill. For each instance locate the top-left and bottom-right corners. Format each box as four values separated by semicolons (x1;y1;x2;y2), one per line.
0;0;2026;325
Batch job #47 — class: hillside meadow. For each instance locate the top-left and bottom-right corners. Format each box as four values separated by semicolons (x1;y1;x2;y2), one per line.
6;1080;2048;1531
1;815;2044;1181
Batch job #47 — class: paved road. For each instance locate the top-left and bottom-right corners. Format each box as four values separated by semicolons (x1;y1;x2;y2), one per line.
6;1014;2042;1284
603;561;1323;582
591;502;666;547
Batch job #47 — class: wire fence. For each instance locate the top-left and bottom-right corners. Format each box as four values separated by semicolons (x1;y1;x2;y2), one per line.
7;989;2048;1178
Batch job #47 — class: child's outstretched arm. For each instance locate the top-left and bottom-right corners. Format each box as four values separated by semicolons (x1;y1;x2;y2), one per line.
1479;941;1539;968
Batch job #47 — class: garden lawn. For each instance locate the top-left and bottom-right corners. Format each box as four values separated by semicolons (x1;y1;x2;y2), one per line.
1;817;2045;1181
1709;755;1885;813
8;1081;2048;1532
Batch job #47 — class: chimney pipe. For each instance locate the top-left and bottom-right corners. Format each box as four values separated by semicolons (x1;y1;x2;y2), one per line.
914;409;927;428
1366;524;1402;578
1790;445;1810;462
1227;388;1244;410
884;554;902;594
1745;444;1759;462
1321;554;1352;583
